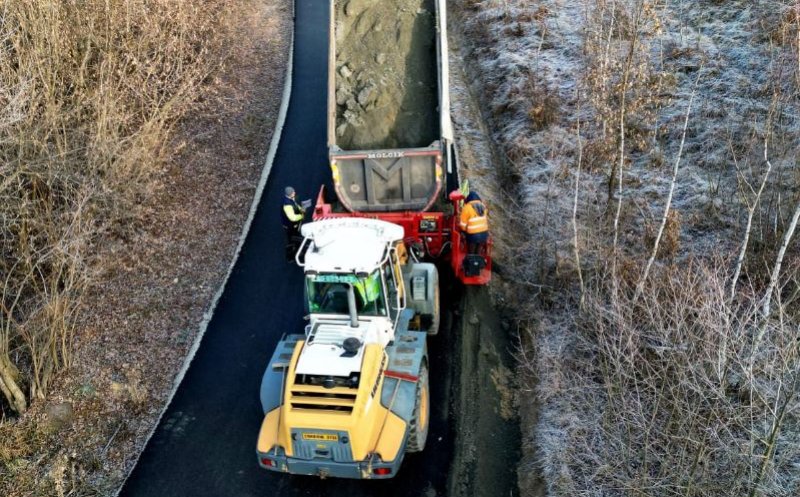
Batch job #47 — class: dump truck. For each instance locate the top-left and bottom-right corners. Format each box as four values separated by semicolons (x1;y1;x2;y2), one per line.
315;0;491;285
257;218;437;478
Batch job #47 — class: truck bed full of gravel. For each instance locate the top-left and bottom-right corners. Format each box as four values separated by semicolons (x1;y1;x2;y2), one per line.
334;0;438;150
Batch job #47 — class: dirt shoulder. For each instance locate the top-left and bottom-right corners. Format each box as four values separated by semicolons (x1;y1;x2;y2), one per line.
0;1;292;495
445;12;542;497
447;285;531;497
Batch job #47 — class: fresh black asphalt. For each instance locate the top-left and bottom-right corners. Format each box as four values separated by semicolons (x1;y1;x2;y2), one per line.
119;0;457;495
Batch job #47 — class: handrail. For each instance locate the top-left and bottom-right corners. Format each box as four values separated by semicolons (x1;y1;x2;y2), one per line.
390;247;406;332
294;236;311;266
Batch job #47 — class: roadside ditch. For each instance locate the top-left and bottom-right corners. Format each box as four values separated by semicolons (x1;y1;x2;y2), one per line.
448;2;546;497
445;5;546;496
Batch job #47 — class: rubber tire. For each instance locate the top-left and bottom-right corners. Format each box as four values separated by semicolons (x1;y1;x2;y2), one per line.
405;363;430;453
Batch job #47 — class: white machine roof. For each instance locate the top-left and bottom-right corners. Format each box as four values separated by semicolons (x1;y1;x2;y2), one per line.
295;319;386;377
301;218;404;274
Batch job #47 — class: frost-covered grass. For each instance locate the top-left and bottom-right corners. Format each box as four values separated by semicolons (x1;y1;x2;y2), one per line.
458;0;798;270
450;0;800;495
535;262;800;497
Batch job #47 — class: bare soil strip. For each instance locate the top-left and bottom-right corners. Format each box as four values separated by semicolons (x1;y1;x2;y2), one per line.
446;11;543;496
447;286;528;497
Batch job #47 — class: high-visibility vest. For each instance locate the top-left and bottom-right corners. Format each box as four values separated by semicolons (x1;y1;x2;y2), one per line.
460;200;489;234
282;196;304;226
353;272;382;307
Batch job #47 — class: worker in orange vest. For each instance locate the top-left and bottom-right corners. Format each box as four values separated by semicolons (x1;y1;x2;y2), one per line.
459;191;489;254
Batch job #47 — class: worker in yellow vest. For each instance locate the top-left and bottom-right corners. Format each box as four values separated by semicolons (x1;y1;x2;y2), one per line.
282;186;306;262
459;191;489;254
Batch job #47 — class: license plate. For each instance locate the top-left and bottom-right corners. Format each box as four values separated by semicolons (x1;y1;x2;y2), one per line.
302;433;338;442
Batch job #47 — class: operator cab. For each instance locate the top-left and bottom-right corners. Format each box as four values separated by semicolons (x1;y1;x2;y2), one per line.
298;218;407;329
295;217;438;373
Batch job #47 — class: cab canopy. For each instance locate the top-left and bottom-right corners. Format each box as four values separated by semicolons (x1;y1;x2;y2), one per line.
300;218;404;274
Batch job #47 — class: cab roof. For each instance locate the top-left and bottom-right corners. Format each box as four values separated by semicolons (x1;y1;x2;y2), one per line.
300;218;404;274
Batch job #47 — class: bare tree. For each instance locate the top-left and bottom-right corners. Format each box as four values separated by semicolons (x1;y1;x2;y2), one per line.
634;72;700;303
730;136;773;301
573;117;585;306
760;200;800;318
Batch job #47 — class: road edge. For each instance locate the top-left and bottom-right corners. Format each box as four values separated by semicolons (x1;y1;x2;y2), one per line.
446;286;523;497
114;3;296;493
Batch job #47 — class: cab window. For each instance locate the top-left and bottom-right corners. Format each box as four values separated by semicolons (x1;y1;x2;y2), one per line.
306;272;387;316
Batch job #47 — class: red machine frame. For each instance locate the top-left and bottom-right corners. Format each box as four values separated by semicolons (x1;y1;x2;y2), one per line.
313;187;491;285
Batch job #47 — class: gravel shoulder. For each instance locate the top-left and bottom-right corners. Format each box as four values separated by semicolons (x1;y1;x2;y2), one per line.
0;1;292;495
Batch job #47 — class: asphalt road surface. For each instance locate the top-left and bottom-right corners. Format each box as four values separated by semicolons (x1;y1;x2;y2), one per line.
119;1;458;495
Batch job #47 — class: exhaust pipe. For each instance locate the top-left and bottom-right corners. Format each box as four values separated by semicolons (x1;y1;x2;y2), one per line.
347;284;358;328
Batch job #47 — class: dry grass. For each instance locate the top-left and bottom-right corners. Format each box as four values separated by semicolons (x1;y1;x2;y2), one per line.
0;0;229;415
534;261;800;496
0;0;293;495
0;0;232;492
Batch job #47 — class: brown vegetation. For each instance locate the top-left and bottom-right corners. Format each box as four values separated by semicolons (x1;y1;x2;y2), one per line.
1;0;291;494
0;0;228;416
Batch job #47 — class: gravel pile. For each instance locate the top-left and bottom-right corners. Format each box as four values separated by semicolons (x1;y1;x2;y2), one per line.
334;0;438;150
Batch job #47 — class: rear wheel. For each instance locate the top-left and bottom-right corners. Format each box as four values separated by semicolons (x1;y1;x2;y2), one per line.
406;363;429;453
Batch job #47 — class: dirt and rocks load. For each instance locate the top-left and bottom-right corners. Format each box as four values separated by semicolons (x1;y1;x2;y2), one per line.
334;0;438;150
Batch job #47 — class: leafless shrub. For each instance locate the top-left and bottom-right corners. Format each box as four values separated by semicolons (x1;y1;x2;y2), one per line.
582;0;669;203
528;89;561;131
762;3;800;47
533;260;800;497
643;208;680;259
0;0;231;414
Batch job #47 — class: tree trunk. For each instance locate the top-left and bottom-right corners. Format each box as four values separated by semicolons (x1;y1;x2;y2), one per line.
0;354;27;413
